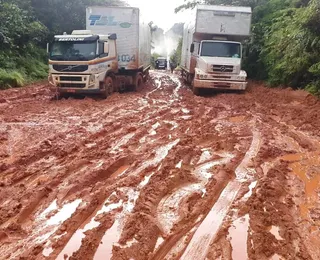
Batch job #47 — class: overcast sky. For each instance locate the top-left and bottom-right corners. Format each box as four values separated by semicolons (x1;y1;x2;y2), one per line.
126;0;192;31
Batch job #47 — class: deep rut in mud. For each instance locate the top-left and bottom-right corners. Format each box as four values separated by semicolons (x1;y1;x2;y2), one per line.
0;72;320;259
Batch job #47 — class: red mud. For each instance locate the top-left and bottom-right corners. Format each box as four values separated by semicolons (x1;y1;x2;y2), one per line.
0;72;320;259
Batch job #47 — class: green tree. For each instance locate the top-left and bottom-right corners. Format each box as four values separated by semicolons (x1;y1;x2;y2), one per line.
170;38;182;66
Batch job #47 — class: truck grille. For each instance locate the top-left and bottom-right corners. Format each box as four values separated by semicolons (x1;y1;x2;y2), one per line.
212;65;234;73
53;65;88;72
60;76;83;82
59;83;86;88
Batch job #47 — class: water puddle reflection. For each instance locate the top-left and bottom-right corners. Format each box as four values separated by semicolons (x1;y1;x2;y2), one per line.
282;151;320;220
243;181;257;199
111;165;130;179
181;129;261;259
228;214;250;260
46;199;82;226
56;197;122;259
269;226;284;241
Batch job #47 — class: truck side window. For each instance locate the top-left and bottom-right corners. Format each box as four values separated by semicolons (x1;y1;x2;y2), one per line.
195;42;200;55
99;41;106;57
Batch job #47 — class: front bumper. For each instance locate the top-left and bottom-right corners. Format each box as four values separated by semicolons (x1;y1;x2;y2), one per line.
56;88;104;94
193;79;247;90
48;74;101;94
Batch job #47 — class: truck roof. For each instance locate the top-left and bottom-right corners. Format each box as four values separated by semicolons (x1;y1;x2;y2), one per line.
197;5;252;14
54;33;116;41
87;6;139;10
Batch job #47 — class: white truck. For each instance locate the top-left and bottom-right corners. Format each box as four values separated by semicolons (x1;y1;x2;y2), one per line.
181;5;252;95
48;6;151;98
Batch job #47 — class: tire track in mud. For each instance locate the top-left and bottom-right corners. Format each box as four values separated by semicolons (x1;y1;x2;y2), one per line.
180;129;261;260
0;72;188;259
1;72;320;259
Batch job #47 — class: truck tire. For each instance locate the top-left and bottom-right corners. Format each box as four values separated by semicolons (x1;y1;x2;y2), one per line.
187;74;193;86
103;76;114;99
133;73;143;92
55;92;69;100
143;70;150;83
193;86;200;96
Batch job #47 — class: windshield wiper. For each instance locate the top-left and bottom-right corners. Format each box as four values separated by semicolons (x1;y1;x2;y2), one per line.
50;55;65;61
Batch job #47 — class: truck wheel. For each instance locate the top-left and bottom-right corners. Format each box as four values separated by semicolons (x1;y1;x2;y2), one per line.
193;86;200;96
133;73;143;92
103;76;114;99
55;92;69;100
187;74;193;86
191;78;200;96
143;70;150;83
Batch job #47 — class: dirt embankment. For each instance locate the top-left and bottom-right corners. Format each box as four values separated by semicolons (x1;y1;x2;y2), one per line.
0;72;319;260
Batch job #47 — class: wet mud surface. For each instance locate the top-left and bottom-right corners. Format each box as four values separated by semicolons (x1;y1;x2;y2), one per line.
0;73;320;259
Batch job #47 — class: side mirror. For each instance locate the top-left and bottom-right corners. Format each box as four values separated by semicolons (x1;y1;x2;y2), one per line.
190;43;195;53
104;42;109;54
47;43;49;53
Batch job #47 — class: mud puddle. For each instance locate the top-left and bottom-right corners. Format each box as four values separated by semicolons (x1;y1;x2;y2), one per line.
1;72;320;259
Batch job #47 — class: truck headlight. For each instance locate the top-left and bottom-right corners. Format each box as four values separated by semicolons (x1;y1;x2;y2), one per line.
89;75;95;84
237;76;246;81
48;74;53;83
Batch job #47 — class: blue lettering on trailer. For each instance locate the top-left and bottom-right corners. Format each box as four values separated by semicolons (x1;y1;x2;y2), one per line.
89;15;102;26
88;15;132;28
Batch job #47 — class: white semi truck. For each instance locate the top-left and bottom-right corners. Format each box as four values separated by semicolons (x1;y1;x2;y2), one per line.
48;6;151;98
181;5;252;95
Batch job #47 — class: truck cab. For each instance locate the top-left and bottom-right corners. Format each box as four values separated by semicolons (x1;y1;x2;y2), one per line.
192;39;247;91
180;5;252;95
48;30;118;98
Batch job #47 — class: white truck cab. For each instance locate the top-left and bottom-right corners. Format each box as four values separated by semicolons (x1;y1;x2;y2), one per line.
48;6;151;99
193;40;247;90
181;5;252;95
48;30;118;97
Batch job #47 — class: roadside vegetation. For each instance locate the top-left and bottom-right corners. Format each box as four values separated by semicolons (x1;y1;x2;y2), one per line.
170;38;183;68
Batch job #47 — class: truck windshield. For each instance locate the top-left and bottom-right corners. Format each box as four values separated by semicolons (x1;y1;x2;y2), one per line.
50;41;97;61
200;42;241;58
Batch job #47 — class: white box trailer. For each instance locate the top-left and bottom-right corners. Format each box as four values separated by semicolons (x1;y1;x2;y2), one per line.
48;6;151;98
195;5;251;36
181;5;252;95
86;6;151;71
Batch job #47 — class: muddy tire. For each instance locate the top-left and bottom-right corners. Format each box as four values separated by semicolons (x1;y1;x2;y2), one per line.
103;76;114;99
187;74;193;86
143;70;150;83
193;86;200;96
54;92;69;100
191;78;200;96
133;73;143;92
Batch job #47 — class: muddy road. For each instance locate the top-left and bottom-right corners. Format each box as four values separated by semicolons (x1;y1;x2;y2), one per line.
0;71;320;260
